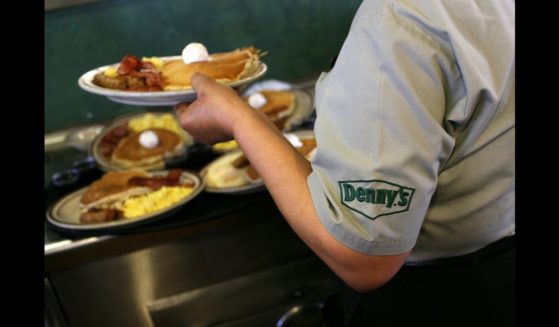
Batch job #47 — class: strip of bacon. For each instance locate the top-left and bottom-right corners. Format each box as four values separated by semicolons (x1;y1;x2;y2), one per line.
117;54;142;75
127;169;193;190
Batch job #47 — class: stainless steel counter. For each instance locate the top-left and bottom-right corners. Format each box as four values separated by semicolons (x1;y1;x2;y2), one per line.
45;190;339;326
45;173;339;326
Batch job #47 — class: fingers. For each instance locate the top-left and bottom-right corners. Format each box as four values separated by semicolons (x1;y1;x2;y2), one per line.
191;72;216;94
174;102;193;129
174;102;190;117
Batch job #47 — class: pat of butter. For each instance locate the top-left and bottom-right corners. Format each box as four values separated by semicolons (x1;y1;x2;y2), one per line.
248;92;267;109
182;42;210;64
283;133;303;148
139;130;159;149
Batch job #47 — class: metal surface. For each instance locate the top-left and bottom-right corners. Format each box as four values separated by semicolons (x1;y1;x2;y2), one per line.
45;278;68;327
46;196;335;327
45;125;104;152
148;257;336;327
276;302;325;327
45;236;112;255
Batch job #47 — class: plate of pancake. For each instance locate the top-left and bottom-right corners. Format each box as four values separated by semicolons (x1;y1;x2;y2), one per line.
211;89;314;153
246;89;314;132
91;111;194;171
46;169;204;232
202;130;317;194
78;47;267;106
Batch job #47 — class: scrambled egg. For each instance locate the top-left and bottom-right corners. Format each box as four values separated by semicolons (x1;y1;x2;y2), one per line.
121;186;194;219
103;67;118;77
141;57;164;68
212;140;239;152
128;113;190;141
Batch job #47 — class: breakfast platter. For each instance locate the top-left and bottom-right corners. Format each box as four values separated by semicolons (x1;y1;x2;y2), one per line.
201;130;316;194
46;170;204;232
272;89;313;132
90;111;194;172
78;45;267;106
211;89;314;153
200;150;267;194
79;60;267;106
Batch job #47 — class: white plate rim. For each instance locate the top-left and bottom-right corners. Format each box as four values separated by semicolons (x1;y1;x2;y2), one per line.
282;89;314;131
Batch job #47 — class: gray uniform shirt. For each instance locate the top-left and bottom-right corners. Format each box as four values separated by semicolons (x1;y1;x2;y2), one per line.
307;0;515;262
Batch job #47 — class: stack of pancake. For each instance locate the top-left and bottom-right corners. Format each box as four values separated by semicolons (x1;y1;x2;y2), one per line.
160;47;262;90
111;128;185;170
97;113;190;171
245;90;296;130
92;46;263;92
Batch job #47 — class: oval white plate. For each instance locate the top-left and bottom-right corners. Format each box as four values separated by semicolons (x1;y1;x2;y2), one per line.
201;130;316;194
90;111;194;172
282;90;314;131
46;170;204;231
78;56;267;106
200;150;266;195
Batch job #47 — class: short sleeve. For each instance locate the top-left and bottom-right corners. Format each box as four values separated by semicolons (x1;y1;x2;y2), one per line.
308;3;459;255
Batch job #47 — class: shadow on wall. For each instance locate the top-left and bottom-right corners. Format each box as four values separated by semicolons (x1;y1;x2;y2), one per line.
45;0;361;133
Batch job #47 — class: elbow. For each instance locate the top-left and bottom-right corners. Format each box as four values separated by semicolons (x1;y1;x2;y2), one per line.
339;268;397;293
328;251;409;293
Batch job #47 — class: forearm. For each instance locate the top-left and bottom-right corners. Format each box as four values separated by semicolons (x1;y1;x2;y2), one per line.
232;110;324;250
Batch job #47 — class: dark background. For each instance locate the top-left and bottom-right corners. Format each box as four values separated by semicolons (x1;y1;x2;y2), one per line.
45;0;361;133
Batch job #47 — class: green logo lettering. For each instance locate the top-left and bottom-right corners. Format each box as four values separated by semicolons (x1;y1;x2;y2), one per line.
366;189;375;203
338;180;416;220
376;189;387;204
356;187;366;202
343;184;355;201
398;188;409;206
386;190;398;208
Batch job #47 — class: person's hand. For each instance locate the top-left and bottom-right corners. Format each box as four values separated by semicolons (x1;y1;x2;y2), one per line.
174;73;253;144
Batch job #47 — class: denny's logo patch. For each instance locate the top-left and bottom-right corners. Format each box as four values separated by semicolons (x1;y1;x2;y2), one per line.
339;180;415;220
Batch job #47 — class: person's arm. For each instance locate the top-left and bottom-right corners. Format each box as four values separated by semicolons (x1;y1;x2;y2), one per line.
176;74;408;292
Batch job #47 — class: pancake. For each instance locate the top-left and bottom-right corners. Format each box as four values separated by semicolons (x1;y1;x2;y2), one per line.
160;47;262;90
297;138;317;157
111;128;184;169
80;170;151;211
247;90;295;130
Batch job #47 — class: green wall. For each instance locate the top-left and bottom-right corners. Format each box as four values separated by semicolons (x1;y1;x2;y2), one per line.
45;0;361;133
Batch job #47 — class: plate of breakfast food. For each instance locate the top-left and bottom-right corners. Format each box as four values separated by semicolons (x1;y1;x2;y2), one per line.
91;111;194;171
210;88;314;153
78;43;267;106
202;130;317;194
46;169;204;231
244;88;313;132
